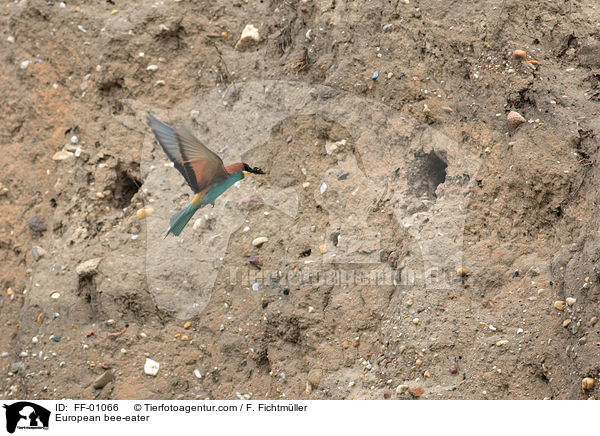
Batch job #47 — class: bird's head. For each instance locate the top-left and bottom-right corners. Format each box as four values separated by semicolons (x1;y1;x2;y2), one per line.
242;163;265;178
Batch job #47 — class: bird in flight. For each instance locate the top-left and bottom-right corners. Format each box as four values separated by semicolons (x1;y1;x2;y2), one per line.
146;113;264;237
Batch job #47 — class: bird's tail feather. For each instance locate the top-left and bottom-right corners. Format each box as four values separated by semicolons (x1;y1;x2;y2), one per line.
165;204;198;237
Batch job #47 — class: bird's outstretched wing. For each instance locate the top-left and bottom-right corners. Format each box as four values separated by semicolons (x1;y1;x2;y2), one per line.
146;113;229;193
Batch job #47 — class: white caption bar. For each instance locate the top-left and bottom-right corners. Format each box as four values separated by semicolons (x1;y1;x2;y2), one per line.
0;399;591;435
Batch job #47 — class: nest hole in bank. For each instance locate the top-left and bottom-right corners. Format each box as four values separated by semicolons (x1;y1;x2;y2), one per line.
406;150;448;199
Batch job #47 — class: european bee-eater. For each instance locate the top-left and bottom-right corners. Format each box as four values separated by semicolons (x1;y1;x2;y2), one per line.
146;113;264;237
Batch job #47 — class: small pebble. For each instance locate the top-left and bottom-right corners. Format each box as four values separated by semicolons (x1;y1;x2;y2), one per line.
513;49;527;59
582;377;595;392
409;385;424;397
183;321;192;329
371;71;379;80
507;111;526;128
32;246;47;261
146;65;158;71
192;219;203;231
52;150;74;161
554;300;566;311
283;287;290;295
252;236;269;247
450;366;458;374
136;207;153;220
248;255;260;266
76;258;102;277
27;217;47;232
52;336;61;342
235;24;260;51
307;368;323;388
194;369;202;379
144;358;160;376
566;297;576;306
396;384;409;394
457;267;469;277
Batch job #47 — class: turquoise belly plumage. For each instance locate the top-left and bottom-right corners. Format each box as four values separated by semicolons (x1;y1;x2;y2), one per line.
202;172;244;206
165;172;244;237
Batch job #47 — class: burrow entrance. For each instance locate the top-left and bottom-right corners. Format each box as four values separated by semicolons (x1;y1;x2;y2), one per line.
406;150;448;198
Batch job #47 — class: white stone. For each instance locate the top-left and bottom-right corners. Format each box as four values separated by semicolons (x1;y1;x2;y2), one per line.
396;384;409;394
52;150;74;161
192;219;203;231
144;358;160;376
566;297;576;306
235;24;260;51
252;236;269;247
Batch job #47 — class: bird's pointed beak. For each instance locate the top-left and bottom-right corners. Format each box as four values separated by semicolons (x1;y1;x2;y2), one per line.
243;171;250;178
